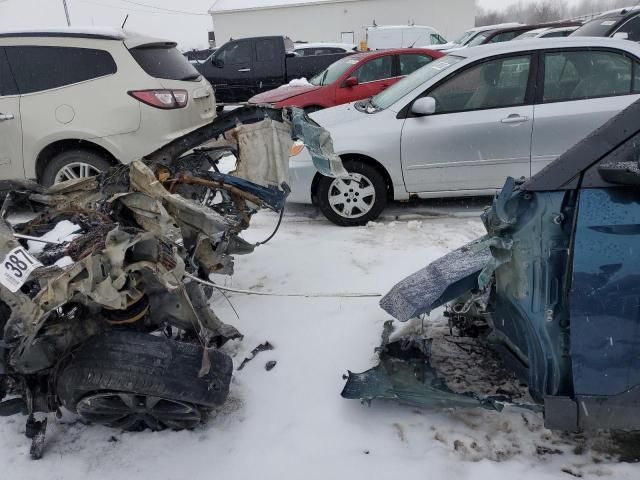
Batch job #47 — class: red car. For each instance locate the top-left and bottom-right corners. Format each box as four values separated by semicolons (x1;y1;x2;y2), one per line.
248;48;444;112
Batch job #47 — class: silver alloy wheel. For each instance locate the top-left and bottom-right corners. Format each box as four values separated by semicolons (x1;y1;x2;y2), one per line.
328;173;376;219
76;392;202;431
54;162;102;183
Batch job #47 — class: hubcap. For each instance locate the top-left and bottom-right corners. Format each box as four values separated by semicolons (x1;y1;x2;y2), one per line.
76;392;202;431
54;162;101;183
328;173;376;219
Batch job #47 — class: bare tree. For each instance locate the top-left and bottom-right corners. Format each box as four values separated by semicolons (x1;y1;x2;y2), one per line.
475;0;631;27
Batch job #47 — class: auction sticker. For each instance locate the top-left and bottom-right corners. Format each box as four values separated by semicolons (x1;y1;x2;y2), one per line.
0;247;43;292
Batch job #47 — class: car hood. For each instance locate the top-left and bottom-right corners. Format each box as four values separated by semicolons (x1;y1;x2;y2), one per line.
251;85;321;104
309;102;364;128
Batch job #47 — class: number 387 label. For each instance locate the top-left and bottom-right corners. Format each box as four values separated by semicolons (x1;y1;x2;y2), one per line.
0;247;43;293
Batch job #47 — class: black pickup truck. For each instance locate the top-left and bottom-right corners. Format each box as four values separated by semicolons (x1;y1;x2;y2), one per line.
195;36;352;105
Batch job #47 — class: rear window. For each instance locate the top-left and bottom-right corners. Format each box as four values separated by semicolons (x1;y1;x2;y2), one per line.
571;16;620;37
0;49;18;96
5;46;116;94
130;46;201;81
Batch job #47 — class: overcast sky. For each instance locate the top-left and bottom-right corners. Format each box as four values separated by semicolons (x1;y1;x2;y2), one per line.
0;0;588;50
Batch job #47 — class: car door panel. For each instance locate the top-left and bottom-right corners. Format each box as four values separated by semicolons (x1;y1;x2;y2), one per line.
531;96;639;176
401;106;533;192
400;54;533;193
335;55;395;104
531;49;640;176
0;48;23;179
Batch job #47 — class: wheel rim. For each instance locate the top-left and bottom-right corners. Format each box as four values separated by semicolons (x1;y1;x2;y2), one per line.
76;392;202;431
328;173;376;219
54;162;102;183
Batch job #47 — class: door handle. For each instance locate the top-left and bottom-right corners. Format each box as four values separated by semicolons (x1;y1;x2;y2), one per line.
501;114;529;124
237;68;251;72
0;113;15;121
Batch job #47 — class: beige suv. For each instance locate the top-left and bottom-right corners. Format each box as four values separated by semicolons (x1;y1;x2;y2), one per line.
0;28;216;185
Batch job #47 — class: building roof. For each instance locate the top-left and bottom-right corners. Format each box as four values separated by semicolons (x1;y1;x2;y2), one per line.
210;0;357;14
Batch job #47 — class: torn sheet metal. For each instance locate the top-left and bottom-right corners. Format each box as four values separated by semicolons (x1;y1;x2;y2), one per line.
290;108;349;178
380;238;493;322
342;322;512;411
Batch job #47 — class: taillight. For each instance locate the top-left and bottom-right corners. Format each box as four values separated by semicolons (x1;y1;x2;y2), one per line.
128;89;188;109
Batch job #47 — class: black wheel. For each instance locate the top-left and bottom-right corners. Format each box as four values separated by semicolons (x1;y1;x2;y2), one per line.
56;331;233;431
316;159;388;226
40;149;113;186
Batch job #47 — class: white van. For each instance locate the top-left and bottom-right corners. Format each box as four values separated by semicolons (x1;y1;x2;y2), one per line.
366;25;447;50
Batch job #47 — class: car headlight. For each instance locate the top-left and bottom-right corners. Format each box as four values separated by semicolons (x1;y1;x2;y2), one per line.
289;140;305;157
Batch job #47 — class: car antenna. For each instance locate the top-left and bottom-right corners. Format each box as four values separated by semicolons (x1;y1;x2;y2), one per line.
121;14;129;29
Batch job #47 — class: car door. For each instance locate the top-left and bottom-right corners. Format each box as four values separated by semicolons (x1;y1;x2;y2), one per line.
400;54;534;193
0;48;24;179
253;38;284;94
531;49;640;176
207;40;254;103
335;55;396;104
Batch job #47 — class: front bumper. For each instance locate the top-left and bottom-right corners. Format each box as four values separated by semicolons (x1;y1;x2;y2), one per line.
288;148;316;204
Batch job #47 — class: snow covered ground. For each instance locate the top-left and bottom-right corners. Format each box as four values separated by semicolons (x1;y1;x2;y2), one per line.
1;204;639;479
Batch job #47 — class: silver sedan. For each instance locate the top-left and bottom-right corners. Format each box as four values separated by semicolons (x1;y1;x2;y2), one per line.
288;37;640;226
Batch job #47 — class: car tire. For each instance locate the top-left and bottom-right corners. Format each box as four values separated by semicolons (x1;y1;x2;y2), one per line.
40;149;113;186
316;159;387;227
56;331;233;431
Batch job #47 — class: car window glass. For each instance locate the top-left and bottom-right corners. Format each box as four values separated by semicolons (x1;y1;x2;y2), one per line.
543;51;632;103
615;15;640;41
5;46;116;95
429;55;531;113
467;32;489;47
218;41;252;65
399;54;433;76
430;34;447;45
130;46;199;81
489;31;519;43
354;56;394;83
256;39;279;62
0;49;18;96
542;31;568;38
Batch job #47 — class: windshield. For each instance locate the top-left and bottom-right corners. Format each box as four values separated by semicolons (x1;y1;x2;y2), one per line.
371;55;464;110
452;30;475;45
310;57;359;86
571;16;619;37
515;31;539;40
467;32;490;47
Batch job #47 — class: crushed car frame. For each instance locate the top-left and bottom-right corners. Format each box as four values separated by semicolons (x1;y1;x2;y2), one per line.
343;99;640;433
0;105;345;459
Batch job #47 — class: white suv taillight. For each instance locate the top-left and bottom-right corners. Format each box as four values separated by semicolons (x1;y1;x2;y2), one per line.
128;89;188;109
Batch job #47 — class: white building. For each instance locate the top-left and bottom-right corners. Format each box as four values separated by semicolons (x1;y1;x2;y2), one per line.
209;0;475;46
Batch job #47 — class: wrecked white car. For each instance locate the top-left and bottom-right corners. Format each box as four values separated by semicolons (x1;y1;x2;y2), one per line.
0;106;345;459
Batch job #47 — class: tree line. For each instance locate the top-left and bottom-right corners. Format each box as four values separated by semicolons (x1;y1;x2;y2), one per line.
476;0;633;26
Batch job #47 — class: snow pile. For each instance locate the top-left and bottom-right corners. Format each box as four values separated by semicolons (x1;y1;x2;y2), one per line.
279;77;312;88
1;210;638;479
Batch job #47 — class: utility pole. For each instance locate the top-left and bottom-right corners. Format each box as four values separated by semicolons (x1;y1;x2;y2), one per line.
62;0;71;26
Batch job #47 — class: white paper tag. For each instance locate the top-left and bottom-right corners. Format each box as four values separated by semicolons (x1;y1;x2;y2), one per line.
0;247;43;293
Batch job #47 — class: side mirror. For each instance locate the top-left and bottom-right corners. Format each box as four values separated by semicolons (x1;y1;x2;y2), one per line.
411;96;436;116
212;57;224;68
598;161;640;185
612;31;629;40
343;76;359;87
